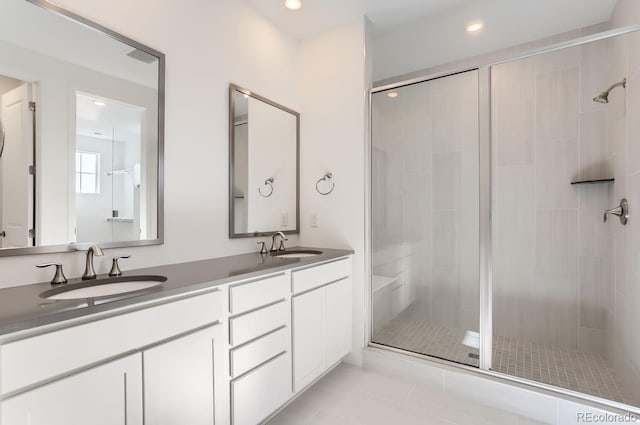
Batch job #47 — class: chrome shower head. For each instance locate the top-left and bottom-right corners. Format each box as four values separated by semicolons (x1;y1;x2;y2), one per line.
593;78;627;104
593;92;609;103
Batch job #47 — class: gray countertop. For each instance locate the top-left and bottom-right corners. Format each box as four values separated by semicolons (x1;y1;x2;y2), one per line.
0;247;353;336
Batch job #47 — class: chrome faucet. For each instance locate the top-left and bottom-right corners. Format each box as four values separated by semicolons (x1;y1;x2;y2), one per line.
82;245;104;280
270;232;288;252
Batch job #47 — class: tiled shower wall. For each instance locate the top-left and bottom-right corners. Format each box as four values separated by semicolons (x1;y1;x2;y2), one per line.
608;0;640;405
371;71;479;335
491;1;640;404
491;39;616;354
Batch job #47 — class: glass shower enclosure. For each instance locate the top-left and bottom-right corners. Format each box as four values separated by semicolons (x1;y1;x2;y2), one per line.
370;28;640;409
371;70;480;367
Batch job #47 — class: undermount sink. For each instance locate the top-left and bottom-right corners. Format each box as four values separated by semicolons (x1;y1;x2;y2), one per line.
40;275;167;301
272;249;323;259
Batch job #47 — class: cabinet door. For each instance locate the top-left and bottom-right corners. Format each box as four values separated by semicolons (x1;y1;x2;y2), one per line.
1;354;142;425
144;323;229;425
293;287;325;392
325;277;352;367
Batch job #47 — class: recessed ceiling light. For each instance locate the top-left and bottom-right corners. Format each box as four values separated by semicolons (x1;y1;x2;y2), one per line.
284;0;302;11
387;92;398;98
466;22;484;33
93;100;106;107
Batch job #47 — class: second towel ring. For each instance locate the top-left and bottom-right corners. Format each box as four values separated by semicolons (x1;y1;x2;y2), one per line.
316;172;335;195
259;177;274;197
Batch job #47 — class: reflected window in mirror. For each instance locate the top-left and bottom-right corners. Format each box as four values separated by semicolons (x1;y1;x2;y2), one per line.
229;85;299;238
75;152;100;195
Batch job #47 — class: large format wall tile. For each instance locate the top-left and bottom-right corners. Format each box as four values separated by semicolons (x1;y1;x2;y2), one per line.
492;42;613;356
580;38;613;114
544;276;579;349
492;59;535;166
432;74;463;154
432;153;462;210
495;165;535;233
580;110;612;180
579;257;609;330
536;68;579;142
536;209;579;279
579;185;610;259
535;139;580;208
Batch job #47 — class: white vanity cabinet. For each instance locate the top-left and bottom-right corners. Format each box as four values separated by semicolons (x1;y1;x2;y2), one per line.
1;354;143;425
0;289;228;425
292;258;352;393
144;324;227;425
0;253;354;425
228;273;292;425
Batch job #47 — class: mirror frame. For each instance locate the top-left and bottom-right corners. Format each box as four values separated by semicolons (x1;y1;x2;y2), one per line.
0;0;165;257
228;83;300;238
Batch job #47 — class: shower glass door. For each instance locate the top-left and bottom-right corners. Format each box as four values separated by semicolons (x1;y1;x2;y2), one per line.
490;32;638;406
370;70;480;367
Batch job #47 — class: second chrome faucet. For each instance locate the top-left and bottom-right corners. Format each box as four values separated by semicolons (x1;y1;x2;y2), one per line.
270;232;288;253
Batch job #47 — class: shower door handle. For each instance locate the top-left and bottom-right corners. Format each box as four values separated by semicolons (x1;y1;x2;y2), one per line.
603;198;629;225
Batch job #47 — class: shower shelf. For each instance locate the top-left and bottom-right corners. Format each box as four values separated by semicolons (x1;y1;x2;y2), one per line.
107;218;134;223
570;178;615;185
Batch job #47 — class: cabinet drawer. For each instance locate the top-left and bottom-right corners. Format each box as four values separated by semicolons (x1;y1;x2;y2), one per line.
229;273;288;315
230;326;288;378
292;258;351;294
230;300;287;346
1;290;224;396
231;351;291;425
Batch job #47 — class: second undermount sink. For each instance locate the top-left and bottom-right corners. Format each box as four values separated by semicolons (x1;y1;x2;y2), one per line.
272;249;323;259
40;275;167;301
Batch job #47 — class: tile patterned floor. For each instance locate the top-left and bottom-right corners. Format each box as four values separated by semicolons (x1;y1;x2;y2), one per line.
373;317;628;404
373;317;480;367
267;364;548;425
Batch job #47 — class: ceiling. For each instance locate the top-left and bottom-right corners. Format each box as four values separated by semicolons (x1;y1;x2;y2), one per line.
243;0;617;41
76;93;143;144
244;0;477;40
0;0;158;88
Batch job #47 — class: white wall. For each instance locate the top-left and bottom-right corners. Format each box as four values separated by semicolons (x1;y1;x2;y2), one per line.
0;0;301;288
298;19;369;366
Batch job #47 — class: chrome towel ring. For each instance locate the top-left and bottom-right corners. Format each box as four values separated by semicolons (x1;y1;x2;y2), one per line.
316;172;334;195
258;177;274;197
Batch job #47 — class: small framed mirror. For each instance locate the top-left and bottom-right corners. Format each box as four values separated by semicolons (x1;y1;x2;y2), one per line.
229;84;299;238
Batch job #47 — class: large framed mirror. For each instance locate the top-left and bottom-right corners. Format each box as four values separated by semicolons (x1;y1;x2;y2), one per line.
0;0;164;256
229;84;299;238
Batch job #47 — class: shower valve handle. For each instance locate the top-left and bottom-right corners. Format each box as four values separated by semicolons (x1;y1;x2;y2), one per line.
603;198;629;225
